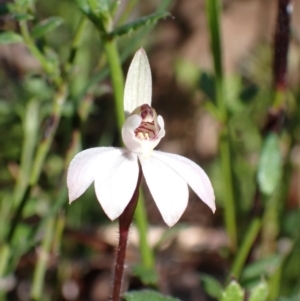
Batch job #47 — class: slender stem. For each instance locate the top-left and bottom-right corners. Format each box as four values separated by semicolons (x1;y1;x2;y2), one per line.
0;244;10;299
5;14;84;252
6;185;31;243
19;20;61;86
220;129;237;251
268;266;281;300
68;17;88;65
230;218;261;280
31;218;55;300
30;84;68;185
273;0;291;93
103;37;125;130
112;169;142;301
205;0;237;251
13;98;39;206
134;191;155;269
5;85;67;251
0;244;10;278
260;1;291;295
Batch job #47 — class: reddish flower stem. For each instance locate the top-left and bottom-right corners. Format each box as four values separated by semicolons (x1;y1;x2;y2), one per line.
263;0;292;135
111;167;142;301
273;0;292;92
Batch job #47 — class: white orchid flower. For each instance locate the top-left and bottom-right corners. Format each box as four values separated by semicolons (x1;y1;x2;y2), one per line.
67;48;215;227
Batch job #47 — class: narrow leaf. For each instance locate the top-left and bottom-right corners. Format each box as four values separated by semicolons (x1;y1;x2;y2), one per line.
200;274;223;300
110;11;170;37
74;0;90;14
124;290;181;301
249;280;269;301
199;72;216;102
241;255;282;281
221;281;244;301
257;133;282;195
131;264;158;285
12;13;34;21
0;32;23;44
31;17;64;38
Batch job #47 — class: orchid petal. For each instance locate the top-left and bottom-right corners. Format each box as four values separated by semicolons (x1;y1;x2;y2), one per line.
124;48;152;116
122;114;143;153
151;151;216;212
94;149;139;221
139;156;189;227
67;147;115;203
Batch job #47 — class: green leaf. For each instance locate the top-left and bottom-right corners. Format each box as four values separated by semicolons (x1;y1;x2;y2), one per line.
199;72;216;102
249;280;269;301
74;0;90;14
221;281;244;301
257;133;282;195
110;11;170;37
74;0;109;32
0;31;23;44
11;13;34;21
131;264;158;285
200;274;223;299
241;255;282;282
31;17;64;38
123;290;181;301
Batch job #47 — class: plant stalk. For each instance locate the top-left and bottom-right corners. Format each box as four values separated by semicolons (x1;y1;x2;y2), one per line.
112;169;142;301
103;37;125;130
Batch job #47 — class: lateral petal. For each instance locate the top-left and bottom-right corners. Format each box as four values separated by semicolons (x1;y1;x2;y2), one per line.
94;149;139;221
67;147;116;203
122;114;143;153
139;156;189;227
151;151;216;213
124;48;152;116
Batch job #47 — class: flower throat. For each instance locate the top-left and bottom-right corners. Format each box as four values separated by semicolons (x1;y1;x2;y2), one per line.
132;104;160;141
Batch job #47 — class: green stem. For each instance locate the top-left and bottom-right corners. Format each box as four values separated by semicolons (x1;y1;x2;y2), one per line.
68;17;88;65
268;265;281;300
0;244;10;278
7;186;31;243
30;84;68;185
220;129;237;251
134;191;155;269
103;37;125;129
230;218;261;280
205;0;237;251
0;244;10;299
31;218;55;300
13;99;39;207
19;21;61;86
5;85;67;250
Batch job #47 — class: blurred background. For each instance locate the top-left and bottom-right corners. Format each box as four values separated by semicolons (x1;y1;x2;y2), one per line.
0;0;300;300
